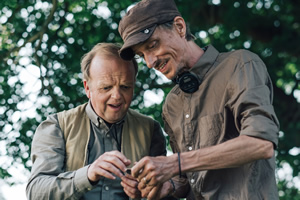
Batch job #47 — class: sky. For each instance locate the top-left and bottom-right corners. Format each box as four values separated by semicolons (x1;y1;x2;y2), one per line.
0;162;28;200
1;182;26;200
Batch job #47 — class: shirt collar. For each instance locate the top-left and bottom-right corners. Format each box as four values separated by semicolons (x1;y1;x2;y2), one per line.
190;45;219;82
86;100;99;126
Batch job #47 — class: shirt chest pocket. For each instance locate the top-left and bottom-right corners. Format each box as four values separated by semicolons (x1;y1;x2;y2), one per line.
196;113;224;148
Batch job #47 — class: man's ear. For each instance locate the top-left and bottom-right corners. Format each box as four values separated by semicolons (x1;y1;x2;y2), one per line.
173;16;186;38
83;80;90;99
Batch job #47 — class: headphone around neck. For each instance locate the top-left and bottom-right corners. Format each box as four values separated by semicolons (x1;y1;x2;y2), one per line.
172;47;208;93
173;71;201;93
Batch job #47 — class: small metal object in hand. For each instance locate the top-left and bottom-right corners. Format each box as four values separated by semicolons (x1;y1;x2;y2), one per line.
125;168;131;174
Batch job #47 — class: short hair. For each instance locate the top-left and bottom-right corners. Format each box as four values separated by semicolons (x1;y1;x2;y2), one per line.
80;43;138;82
160;19;195;41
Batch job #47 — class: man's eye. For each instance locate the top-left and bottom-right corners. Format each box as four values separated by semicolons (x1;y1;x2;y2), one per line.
121;85;130;89
149;41;157;49
102;86;111;90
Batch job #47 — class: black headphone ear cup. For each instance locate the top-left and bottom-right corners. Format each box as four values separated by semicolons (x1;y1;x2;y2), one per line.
177;72;201;93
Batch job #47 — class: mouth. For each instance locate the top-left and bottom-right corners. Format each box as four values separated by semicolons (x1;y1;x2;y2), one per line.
155;60;168;72
108;103;122;110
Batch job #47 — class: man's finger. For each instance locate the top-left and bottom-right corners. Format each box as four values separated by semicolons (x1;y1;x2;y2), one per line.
107;151;131;166
140;185;154;198
121;176;138;188
147;185;162;200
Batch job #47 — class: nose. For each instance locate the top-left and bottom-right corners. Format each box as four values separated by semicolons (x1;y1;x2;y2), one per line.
111;87;121;100
144;53;157;69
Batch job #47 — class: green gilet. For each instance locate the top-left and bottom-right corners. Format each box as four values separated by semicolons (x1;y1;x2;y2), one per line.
57;103;154;171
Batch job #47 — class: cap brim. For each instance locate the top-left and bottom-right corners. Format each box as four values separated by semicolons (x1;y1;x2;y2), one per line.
119;24;157;60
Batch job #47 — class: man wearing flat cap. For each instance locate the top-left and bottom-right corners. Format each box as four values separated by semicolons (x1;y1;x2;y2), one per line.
118;0;280;199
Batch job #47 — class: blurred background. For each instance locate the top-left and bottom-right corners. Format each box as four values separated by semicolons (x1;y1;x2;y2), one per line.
0;0;299;199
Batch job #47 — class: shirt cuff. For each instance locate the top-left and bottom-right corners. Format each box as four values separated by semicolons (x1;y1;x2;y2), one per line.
74;165;94;192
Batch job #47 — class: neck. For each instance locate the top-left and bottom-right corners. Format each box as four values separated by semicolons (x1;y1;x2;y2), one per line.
186;41;205;69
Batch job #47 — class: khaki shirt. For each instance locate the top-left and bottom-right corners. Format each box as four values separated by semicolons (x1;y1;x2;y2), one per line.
26;102;166;200
163;45;279;199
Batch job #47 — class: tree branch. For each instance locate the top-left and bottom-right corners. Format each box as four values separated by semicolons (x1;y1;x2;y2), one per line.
1;0;58;61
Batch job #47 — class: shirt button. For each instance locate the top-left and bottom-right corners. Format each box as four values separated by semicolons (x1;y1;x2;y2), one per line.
104;186;109;191
185;114;189;118
188;146;192;151
191;179;195;184
106;134;110;138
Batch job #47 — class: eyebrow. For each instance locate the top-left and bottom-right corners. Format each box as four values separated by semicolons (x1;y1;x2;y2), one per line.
96;82;110;88
96;80;134;87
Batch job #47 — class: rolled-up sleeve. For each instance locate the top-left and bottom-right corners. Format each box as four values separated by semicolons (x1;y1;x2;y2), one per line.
228;59;279;148
26;114;94;200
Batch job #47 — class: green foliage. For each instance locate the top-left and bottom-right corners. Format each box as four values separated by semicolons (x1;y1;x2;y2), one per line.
0;168;12;180
278;180;300;200
0;0;299;198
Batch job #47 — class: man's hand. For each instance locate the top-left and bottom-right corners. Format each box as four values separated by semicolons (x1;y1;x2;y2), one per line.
131;154;178;189
121;173;142;198
137;180;174;199
87;151;131;182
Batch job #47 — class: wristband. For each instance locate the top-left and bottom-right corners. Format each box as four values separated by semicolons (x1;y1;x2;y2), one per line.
178;152;182;178
169;179;176;195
